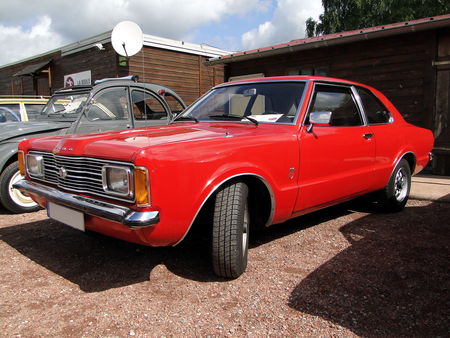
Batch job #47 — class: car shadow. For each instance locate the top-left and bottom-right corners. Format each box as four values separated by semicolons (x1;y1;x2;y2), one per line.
288;195;450;336
0;216;225;292
0;202;356;291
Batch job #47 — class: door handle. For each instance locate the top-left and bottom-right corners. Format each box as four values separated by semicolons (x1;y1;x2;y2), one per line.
363;133;374;139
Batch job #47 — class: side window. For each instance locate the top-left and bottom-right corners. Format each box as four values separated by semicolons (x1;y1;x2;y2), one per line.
307;85;363;126
24;104;46;120
0;103;20;115
357;87;392;124
0;107;20;122
86;87;130;121
131;90;168;121
164;93;184;115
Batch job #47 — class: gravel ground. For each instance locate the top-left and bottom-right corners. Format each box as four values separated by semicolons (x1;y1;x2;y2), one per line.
0;199;449;337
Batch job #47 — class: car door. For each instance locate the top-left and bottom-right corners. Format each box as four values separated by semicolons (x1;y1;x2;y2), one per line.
294;83;376;214
75;86;133;134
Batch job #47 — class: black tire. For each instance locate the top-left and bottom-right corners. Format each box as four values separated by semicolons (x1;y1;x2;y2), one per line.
378;159;411;212
0;161;40;213
212;181;250;279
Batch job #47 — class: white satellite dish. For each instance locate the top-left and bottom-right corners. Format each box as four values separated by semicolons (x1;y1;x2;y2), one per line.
111;21;143;57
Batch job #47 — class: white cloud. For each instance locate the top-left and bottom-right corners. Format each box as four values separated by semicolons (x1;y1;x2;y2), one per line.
241;0;323;50
0;0;322;66
0;16;65;66
0;0;271;66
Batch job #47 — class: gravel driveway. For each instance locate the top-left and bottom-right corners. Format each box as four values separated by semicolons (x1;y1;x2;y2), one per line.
0;199;449;336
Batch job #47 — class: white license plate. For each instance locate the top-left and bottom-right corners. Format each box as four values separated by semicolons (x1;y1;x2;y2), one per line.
47;202;85;232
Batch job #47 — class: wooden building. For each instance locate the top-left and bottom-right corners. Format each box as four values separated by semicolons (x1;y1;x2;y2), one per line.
208;14;450;175
0;32;228;105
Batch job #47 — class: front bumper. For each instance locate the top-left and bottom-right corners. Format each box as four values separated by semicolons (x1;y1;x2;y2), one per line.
13;180;159;229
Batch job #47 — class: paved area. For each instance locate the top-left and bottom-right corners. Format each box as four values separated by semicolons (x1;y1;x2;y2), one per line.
411;175;450;202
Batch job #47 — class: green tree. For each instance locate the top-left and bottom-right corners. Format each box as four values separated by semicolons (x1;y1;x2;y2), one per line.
305;0;450;37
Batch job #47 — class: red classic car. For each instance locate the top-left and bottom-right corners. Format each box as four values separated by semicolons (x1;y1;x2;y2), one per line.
15;76;434;278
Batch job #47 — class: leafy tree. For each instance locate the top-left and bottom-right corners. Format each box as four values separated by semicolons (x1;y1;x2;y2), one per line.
306;0;450;37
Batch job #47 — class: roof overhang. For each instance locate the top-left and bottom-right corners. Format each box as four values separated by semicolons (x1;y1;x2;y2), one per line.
13;60;51;76
207;14;450;65
61;31;230;58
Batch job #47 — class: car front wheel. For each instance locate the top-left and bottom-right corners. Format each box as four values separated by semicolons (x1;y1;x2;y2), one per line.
212;181;249;279
0;161;40;213
378;158;411;212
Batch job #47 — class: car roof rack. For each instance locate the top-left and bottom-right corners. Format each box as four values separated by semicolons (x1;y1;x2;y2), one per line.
94;75;139;85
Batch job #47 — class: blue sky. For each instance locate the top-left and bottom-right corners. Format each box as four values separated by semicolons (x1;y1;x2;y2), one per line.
0;0;323;66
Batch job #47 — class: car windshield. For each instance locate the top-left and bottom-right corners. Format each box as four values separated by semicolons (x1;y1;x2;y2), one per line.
178;82;306;124
41;93;89;119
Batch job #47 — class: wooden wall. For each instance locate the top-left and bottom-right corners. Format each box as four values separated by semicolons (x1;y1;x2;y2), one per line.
0;42;224;106
129;47;224;105
0;51;60;95
226;28;450;174
51;43;118;90
226;30;437;130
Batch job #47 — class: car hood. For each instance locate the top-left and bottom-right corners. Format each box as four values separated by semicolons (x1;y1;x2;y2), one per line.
24;122;265;161
0;121;71;142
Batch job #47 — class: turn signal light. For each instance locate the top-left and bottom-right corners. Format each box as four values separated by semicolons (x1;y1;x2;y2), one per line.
18;151;25;176
134;167;150;207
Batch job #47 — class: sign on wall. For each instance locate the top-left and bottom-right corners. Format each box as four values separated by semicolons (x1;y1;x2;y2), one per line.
64;70;92;87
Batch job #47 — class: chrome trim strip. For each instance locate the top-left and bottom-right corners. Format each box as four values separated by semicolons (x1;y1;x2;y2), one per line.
13;180;158;229
173;173;275;246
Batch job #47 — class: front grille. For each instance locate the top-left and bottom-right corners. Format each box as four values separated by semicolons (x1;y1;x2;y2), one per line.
28;151;135;203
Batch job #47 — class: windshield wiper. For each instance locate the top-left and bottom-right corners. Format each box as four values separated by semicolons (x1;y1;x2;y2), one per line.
209;114;258;125
172;115;199;123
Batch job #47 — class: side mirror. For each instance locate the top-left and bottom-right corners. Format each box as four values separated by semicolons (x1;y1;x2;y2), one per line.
307;111;332;132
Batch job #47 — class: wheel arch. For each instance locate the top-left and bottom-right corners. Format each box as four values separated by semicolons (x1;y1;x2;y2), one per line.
384;151;415;188
401;152;416;173
173;173;275;246
0;148;18;173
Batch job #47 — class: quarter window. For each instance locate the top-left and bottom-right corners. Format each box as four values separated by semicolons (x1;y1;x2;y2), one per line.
307;85;363;126
164;93;184;115
357;87;392;124
131;90;168;121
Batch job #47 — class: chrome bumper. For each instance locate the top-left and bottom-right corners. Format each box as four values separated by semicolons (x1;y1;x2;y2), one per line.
13;180;159;229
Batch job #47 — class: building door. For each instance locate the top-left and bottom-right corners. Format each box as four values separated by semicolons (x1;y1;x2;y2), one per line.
433;29;450;175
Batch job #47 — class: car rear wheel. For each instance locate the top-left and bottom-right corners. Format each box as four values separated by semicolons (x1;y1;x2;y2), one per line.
212;181;249;279
0;161;40;213
378;159;411;212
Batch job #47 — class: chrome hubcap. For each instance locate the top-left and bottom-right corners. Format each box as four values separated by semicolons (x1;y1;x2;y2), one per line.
9;170;37;208
394;168;408;202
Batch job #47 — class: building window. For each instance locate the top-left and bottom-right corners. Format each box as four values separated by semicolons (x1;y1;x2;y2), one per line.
286;67;328;76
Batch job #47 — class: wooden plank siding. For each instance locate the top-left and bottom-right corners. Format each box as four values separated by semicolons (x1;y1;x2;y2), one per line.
0;51;60;95
226;30;437;129
52;44;118;90
129;47;224;105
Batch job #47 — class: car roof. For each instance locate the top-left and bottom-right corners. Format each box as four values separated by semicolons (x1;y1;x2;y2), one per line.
220;75;371;89
54;79;182;99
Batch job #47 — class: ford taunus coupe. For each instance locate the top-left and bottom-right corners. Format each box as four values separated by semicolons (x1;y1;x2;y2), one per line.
15;76;434;278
